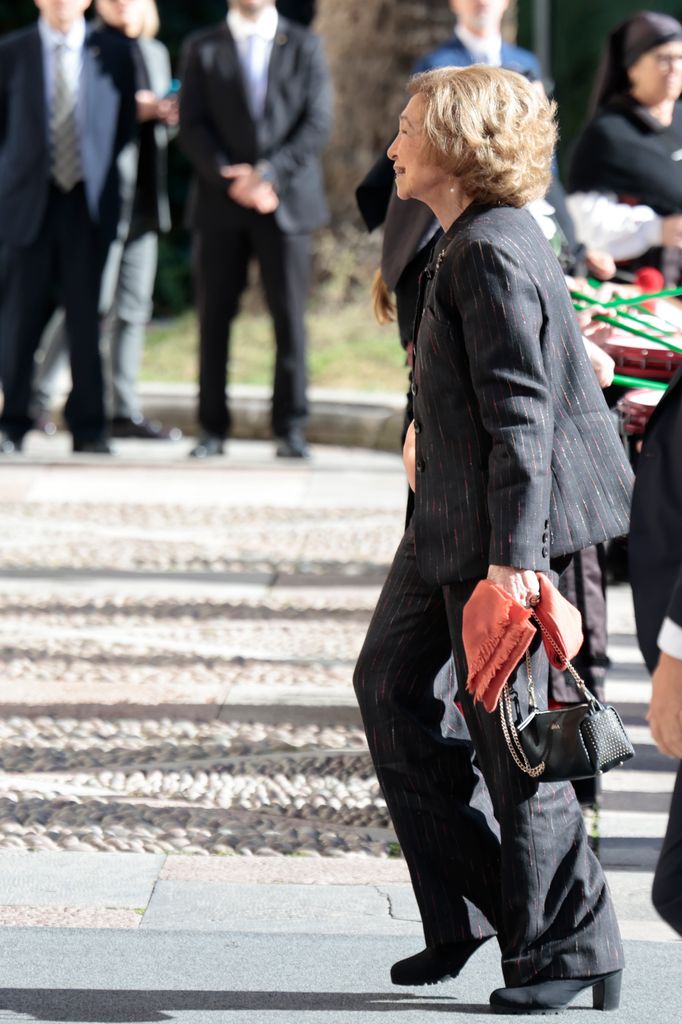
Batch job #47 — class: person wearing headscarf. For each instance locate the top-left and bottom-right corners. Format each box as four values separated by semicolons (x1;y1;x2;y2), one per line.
568;11;682;285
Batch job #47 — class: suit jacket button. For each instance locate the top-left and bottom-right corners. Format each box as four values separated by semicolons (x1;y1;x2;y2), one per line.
416;458;426;473
413;421;421;434
542;545;548;558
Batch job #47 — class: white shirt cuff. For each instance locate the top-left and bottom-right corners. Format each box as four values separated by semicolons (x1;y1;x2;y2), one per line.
657;617;682;659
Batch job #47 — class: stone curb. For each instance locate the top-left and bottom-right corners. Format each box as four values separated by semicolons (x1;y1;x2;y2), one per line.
47;383;407;453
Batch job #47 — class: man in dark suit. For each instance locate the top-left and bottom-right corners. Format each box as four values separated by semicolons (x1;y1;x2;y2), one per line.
32;0;180;442
0;0;136;453
179;0;332;459
415;0;540;76
629;370;682;936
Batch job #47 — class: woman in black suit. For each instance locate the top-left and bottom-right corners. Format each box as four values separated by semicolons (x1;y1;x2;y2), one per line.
353;66;633;1014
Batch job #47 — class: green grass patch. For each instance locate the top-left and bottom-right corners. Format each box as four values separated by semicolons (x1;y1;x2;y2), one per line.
141;300;409;393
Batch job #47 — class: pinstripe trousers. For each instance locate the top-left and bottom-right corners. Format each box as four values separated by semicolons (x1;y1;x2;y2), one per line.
353;524;624;986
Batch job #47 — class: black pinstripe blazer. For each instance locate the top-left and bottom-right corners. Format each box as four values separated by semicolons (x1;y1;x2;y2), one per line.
411;203;633;587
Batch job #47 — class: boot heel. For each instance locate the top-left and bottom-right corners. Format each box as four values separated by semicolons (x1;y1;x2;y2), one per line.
593;970;622;1011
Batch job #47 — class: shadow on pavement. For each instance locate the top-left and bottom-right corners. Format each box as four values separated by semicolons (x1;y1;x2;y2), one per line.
0;989;492;1021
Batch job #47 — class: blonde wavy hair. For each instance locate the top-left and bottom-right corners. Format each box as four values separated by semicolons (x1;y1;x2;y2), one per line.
96;0;160;39
140;0;160;39
407;66;557;207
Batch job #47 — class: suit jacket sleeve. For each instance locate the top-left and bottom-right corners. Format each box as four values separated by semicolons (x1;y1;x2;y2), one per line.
450;238;553;570
666;567;682;630
154;42;178;143
115;38;138;159
268;33;331;192
178;37;228;187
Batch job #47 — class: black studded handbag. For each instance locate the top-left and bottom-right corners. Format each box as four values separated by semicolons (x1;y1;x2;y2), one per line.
499;614;635;782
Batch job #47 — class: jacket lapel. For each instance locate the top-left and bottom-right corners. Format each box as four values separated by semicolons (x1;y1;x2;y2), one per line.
26;26;48;149
219;23;253;120
80;27;120;214
263;21;290;117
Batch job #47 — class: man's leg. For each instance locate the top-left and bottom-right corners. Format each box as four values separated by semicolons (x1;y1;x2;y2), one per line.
252;219;309;439
652;762;682;935
0;229;55;443
55;187;106;444
193;229;250;439
445;582;624;987
32;310;70;422
108;229;158;420
353;526;499;947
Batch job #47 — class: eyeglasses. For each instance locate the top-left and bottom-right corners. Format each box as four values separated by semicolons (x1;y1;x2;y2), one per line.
652;53;682;68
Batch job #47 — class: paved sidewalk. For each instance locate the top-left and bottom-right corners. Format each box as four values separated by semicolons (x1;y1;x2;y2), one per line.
0;434;678;1023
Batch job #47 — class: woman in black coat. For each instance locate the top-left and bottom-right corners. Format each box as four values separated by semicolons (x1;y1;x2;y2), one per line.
353;65;632;1015
569;11;682;285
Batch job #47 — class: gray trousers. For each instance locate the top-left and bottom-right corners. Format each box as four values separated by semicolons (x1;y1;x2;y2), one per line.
33;227;158;421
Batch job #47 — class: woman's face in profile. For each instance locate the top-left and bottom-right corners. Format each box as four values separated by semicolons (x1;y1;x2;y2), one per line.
628;40;682;106
387;94;447;204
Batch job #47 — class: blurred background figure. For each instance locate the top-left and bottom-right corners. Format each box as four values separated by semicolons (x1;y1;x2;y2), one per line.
629;365;682;937
569;10;682;286
275;0;316;26
179;0;332;461
0;0;136;454
32;0;181;442
414;0;539;75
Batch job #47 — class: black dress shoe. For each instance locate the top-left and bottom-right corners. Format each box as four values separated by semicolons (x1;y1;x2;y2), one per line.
72;439;113;454
110;415;182;441
391;937;492;986
0;434;23;454
189;435;224;458
275;431;309;459
35;413;58;437
490;969;622;1014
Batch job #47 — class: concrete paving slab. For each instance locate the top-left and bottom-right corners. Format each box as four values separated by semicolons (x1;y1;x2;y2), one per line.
0;931;675;1024
599;837;663;871
159;855;411;885
0;906;141;928
0;853;162;908
141;881;422;935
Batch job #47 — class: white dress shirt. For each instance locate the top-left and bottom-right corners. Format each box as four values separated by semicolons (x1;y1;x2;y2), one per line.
658;617;682;660
38;16;87;146
455;24;503;67
227;5;278;120
566;191;663;261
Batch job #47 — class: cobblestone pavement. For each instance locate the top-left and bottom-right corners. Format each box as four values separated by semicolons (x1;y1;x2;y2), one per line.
0;438;404;861
0;436;677;940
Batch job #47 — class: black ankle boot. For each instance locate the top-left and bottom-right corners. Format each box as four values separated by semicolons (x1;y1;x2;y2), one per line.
391;936;492;986
490;969;622;1014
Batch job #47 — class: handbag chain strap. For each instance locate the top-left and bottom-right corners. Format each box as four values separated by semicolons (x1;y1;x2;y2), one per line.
529;612;593;702
498;612;597;778
499;652;546;778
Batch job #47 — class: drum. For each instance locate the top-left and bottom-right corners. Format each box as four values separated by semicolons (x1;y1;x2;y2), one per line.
616;388;663;437
603;331;682;382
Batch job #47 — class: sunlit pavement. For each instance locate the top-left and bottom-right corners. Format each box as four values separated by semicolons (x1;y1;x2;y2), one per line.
0;434;677;1023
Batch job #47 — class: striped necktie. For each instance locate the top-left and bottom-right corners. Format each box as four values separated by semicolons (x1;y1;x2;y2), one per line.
51;41;83;192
